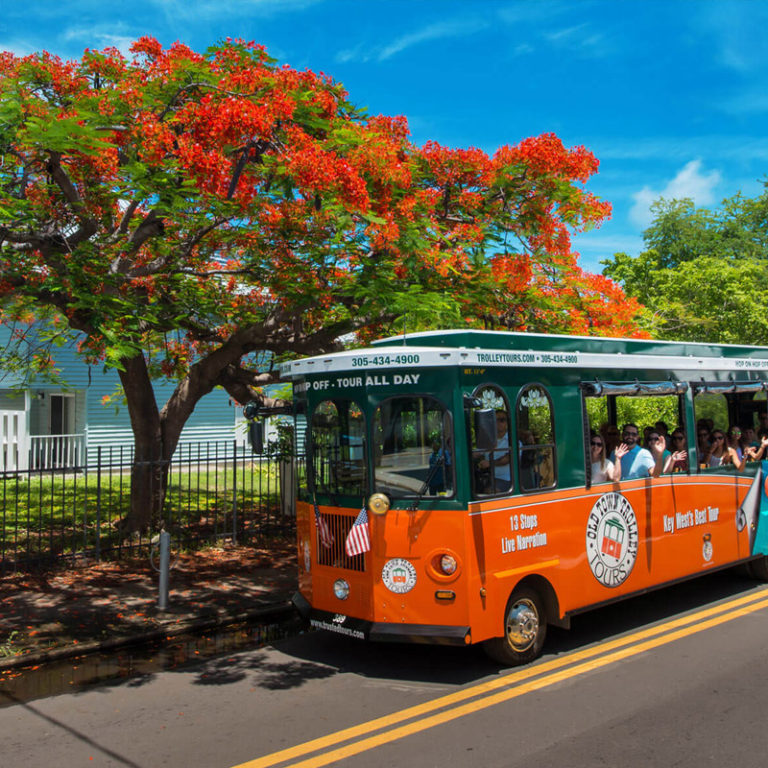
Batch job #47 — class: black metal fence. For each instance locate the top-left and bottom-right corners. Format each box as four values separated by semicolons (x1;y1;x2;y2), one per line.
0;441;301;573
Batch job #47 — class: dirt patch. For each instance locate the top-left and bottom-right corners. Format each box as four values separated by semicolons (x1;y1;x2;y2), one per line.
0;538;298;662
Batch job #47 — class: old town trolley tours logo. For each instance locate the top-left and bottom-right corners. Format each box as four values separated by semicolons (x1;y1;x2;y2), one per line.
381;558;417;594
586;492;639;587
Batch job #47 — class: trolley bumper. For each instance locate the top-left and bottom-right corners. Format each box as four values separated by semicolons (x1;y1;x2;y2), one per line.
293;593;471;646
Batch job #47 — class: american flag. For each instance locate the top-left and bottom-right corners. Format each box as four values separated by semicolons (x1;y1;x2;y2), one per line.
345;507;370;557
313;499;334;549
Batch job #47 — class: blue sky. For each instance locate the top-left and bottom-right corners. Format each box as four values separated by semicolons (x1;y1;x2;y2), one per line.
4;0;768;273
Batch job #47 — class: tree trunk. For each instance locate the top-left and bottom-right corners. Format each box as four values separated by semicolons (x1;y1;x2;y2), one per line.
116;350;236;531
115;332;288;532
117;355;179;532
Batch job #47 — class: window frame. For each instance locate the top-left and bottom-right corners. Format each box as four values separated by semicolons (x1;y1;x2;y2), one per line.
468;383;514;499
309;398;368;497
515;383;557;493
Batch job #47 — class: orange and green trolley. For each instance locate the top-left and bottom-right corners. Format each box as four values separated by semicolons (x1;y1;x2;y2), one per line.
281;330;768;665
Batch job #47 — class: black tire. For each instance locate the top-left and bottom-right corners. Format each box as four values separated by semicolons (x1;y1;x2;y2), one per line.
483;586;547;666
747;556;768;581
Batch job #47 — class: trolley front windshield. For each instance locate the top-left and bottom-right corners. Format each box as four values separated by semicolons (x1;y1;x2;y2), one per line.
373;395;454;498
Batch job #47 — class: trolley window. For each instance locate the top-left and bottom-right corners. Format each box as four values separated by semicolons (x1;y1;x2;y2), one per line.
373;396;454;498
310;399;367;496
516;384;556;492
470;384;514;497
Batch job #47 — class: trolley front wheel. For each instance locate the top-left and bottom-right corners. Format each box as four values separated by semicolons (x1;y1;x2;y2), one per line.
483;586;547;666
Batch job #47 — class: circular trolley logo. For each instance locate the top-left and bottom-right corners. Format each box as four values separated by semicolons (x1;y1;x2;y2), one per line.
586;492;639;588
381;558;417;594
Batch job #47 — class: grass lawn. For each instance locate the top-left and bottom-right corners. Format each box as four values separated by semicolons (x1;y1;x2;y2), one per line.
0;458;302;569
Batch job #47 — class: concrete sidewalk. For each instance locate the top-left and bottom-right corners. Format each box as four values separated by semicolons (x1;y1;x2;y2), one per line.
0;540;298;672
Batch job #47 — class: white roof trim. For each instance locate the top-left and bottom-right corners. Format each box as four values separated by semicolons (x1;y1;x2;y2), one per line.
278;345;768;379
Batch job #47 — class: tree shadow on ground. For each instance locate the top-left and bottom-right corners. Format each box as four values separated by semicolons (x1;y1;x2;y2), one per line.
192;649;337;689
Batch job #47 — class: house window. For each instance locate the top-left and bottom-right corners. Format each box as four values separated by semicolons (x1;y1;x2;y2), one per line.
50;394;75;435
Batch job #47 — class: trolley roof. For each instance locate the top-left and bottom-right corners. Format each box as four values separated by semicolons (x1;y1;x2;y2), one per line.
278;330;768;380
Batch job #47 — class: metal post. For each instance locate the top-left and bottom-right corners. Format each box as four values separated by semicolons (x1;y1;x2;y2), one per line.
95;446;102;561
232;440;238;545
158;530;171;611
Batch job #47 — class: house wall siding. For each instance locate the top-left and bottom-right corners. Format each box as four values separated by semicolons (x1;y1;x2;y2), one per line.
0;328;240;462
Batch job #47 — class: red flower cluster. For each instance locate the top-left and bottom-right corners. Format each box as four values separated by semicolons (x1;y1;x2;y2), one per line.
0;36;643;388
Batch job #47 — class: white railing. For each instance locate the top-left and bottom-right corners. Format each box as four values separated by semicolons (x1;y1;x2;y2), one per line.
1;411;28;471
29;434;86;470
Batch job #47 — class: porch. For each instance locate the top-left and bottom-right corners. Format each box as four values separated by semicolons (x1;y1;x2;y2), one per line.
29;433;86;469
0;390;86;471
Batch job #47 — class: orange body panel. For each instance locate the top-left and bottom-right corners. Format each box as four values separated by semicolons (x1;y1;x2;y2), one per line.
297;473;756;645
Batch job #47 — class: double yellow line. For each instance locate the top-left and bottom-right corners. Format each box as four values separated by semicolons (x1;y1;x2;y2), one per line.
233;588;768;768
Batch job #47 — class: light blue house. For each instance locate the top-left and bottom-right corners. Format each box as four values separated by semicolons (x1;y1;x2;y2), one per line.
0;331;245;470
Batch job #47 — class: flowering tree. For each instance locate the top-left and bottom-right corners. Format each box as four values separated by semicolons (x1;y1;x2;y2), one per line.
0;39;640;529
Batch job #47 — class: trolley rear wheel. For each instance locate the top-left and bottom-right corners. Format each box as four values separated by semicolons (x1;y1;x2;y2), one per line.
483;586;547;666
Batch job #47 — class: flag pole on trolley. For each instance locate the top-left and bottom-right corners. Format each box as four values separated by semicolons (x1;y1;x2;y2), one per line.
345;502;370;557
313;492;334;549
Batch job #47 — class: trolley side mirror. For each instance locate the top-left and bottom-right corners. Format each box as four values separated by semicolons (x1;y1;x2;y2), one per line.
474;409;496;451
248;420;265;454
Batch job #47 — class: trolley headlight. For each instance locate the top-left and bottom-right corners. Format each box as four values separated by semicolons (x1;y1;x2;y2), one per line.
333;579;350;600
427;549;462;582
367;492;390;516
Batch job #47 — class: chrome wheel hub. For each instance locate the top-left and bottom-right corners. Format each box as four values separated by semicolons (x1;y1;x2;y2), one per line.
505;598;539;651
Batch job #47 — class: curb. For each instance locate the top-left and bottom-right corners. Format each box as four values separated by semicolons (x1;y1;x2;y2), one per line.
0;600;300;672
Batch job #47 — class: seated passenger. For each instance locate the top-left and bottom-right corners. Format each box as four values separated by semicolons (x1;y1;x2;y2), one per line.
601;423;621;457
741;425;759;451
428;441;451;495
590;430;624;483
703;429;744;469
727;426;744;461
611;423;664;479
655;420;672;450
476;410;511;493
533;433;555;488
647;430;671;466
665;428;688;473
518;429;538;490
744;431;768;463
696;424;712;458
642;425;656;448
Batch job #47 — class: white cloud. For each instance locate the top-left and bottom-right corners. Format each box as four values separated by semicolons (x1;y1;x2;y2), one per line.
337;18;489;64
591;135;768;165
629;160;721;228
573;233;645;273
544;22;607;57
62;25;140;57
719;90;768;116
692;2;768;74
0;40;35;56
150;0;321;19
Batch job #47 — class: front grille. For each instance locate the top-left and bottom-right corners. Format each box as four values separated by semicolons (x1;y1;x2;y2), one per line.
317;512;366;572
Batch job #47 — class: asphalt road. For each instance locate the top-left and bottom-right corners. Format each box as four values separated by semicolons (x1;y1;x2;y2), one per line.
3;568;768;768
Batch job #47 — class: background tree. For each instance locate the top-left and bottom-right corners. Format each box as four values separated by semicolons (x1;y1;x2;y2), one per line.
602;189;768;344
0;39;638;529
